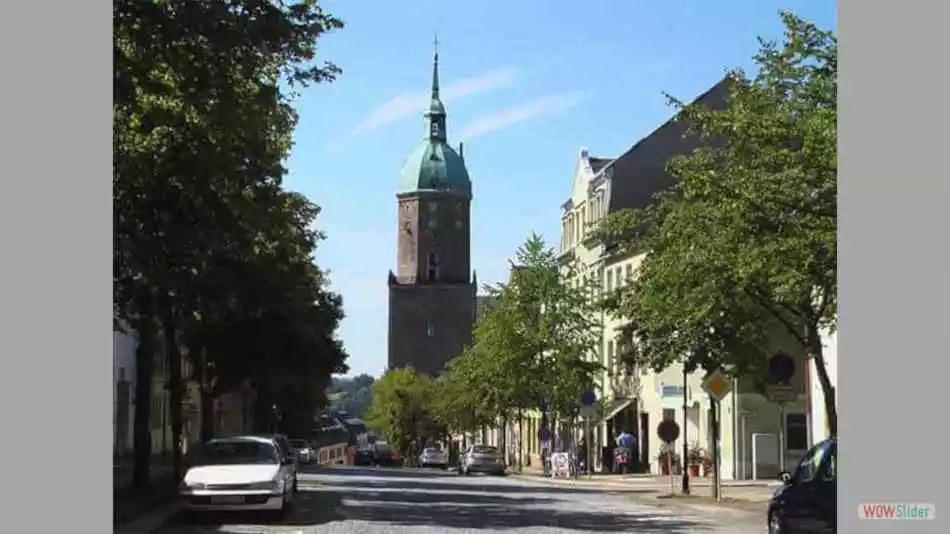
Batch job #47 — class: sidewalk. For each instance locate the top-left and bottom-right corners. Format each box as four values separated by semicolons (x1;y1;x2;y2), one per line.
512;465;780;502
114;458;180;533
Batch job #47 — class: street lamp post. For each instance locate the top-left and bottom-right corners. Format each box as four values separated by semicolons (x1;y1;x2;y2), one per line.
681;362;690;495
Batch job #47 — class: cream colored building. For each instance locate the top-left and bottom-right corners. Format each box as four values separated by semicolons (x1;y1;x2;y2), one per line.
506;78;817;479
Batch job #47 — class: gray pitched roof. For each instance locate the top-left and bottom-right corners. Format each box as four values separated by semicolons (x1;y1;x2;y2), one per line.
606;77;730;215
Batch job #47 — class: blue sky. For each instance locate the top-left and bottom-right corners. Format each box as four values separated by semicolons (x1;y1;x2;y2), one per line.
283;0;837;378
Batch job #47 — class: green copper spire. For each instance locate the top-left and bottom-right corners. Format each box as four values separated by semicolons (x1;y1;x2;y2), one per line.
397;40;472;197
425;35;447;141
431;34;441;99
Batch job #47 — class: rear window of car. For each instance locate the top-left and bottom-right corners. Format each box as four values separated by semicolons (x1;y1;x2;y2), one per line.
423;447;442;454
473;445;498;454
291;440;308;448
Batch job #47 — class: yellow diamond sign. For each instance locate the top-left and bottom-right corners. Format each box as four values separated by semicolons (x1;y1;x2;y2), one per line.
701;369;733;402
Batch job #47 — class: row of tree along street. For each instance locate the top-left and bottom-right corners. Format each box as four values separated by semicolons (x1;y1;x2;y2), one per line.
114;0;347;490
366;11;837;462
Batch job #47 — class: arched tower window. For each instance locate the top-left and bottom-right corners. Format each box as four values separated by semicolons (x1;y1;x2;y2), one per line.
426;253;440;282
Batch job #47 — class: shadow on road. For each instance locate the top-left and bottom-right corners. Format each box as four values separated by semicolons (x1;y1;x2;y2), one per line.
168;466;714;533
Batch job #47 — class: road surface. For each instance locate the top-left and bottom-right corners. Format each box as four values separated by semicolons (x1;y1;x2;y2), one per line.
160;465;764;533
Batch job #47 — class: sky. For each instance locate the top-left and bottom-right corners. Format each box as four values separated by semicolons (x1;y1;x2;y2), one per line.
283;0;837;378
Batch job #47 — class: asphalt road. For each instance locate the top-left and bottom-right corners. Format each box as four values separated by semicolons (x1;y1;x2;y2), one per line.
160;465;765;533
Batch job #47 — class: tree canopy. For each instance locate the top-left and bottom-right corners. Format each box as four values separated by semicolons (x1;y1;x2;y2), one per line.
114;0;347;486
364;368;444;458
438;234;603;444
602;11;837;435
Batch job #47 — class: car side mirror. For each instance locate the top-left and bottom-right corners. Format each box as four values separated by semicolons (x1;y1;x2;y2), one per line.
778;471;793;485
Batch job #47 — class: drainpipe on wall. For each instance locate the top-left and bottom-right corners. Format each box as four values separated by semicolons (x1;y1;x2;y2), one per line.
731;378;739;480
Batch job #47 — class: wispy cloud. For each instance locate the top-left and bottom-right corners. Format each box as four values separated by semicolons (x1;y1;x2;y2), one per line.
456;91;585;141
339;67;518;144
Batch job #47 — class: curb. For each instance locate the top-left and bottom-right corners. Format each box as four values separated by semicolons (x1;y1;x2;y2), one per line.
115;502;181;534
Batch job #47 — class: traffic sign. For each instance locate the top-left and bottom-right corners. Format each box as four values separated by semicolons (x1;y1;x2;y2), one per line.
580;389;596;406
540;397;549;411
702;369;733;402
657;420;681;443
766;384;797;403
539;426;550;441
579;404;597;418
768;352;796;384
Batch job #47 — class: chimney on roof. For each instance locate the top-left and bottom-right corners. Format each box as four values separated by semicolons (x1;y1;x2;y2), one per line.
579;147;589;159
459;142;464;160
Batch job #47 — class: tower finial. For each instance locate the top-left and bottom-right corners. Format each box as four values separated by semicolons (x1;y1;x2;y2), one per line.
431;33;440;98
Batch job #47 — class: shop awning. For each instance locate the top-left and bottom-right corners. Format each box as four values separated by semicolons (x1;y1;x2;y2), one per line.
600;397;635;424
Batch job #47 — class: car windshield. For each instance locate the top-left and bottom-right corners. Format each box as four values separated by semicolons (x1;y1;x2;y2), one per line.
423;447;441;454
473;445;497;454
291;440;308;448
196;440;279;466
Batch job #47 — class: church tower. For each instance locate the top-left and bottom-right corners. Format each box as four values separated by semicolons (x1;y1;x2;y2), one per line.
387;44;476;376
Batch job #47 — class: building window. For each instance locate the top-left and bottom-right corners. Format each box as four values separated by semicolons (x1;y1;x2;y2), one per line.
581;207;587;237
626;264;634;282
606;269;614;292
662;408;676;422
426;253;440;282
426;319;436;338
785;413;808;451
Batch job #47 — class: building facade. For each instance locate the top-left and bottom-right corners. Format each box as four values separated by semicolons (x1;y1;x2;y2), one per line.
387;49;476;376
548;78;819;480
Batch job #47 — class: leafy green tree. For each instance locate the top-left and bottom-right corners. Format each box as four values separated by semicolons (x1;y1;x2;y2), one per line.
603;11;837;435
114;0;344;487
364;368;441;458
454;234;602;455
432;349;497;440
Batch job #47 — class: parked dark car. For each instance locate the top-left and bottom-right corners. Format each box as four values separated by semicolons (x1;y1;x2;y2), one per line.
767;437;836;533
354;448;375;466
371;442;397;466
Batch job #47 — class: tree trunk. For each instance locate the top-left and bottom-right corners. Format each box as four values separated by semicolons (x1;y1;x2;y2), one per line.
517;409;524;473
805;325;837;437
162;304;184;484
131;319;156;491
499;414;508;462
197;347;214;444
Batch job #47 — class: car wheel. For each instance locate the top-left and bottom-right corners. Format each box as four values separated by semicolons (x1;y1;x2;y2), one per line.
768;510;786;534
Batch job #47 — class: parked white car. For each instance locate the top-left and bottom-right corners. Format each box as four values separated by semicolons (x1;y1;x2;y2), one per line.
419;446;449;469
179;436;296;517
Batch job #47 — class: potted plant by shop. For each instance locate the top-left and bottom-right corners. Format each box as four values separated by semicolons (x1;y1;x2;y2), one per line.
687;445;703;477
657;449;680;476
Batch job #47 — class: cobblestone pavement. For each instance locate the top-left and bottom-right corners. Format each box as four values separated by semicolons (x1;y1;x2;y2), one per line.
158;466;766;533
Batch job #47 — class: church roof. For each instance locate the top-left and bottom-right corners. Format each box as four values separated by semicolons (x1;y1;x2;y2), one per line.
398;141;471;195
397;44;472;196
